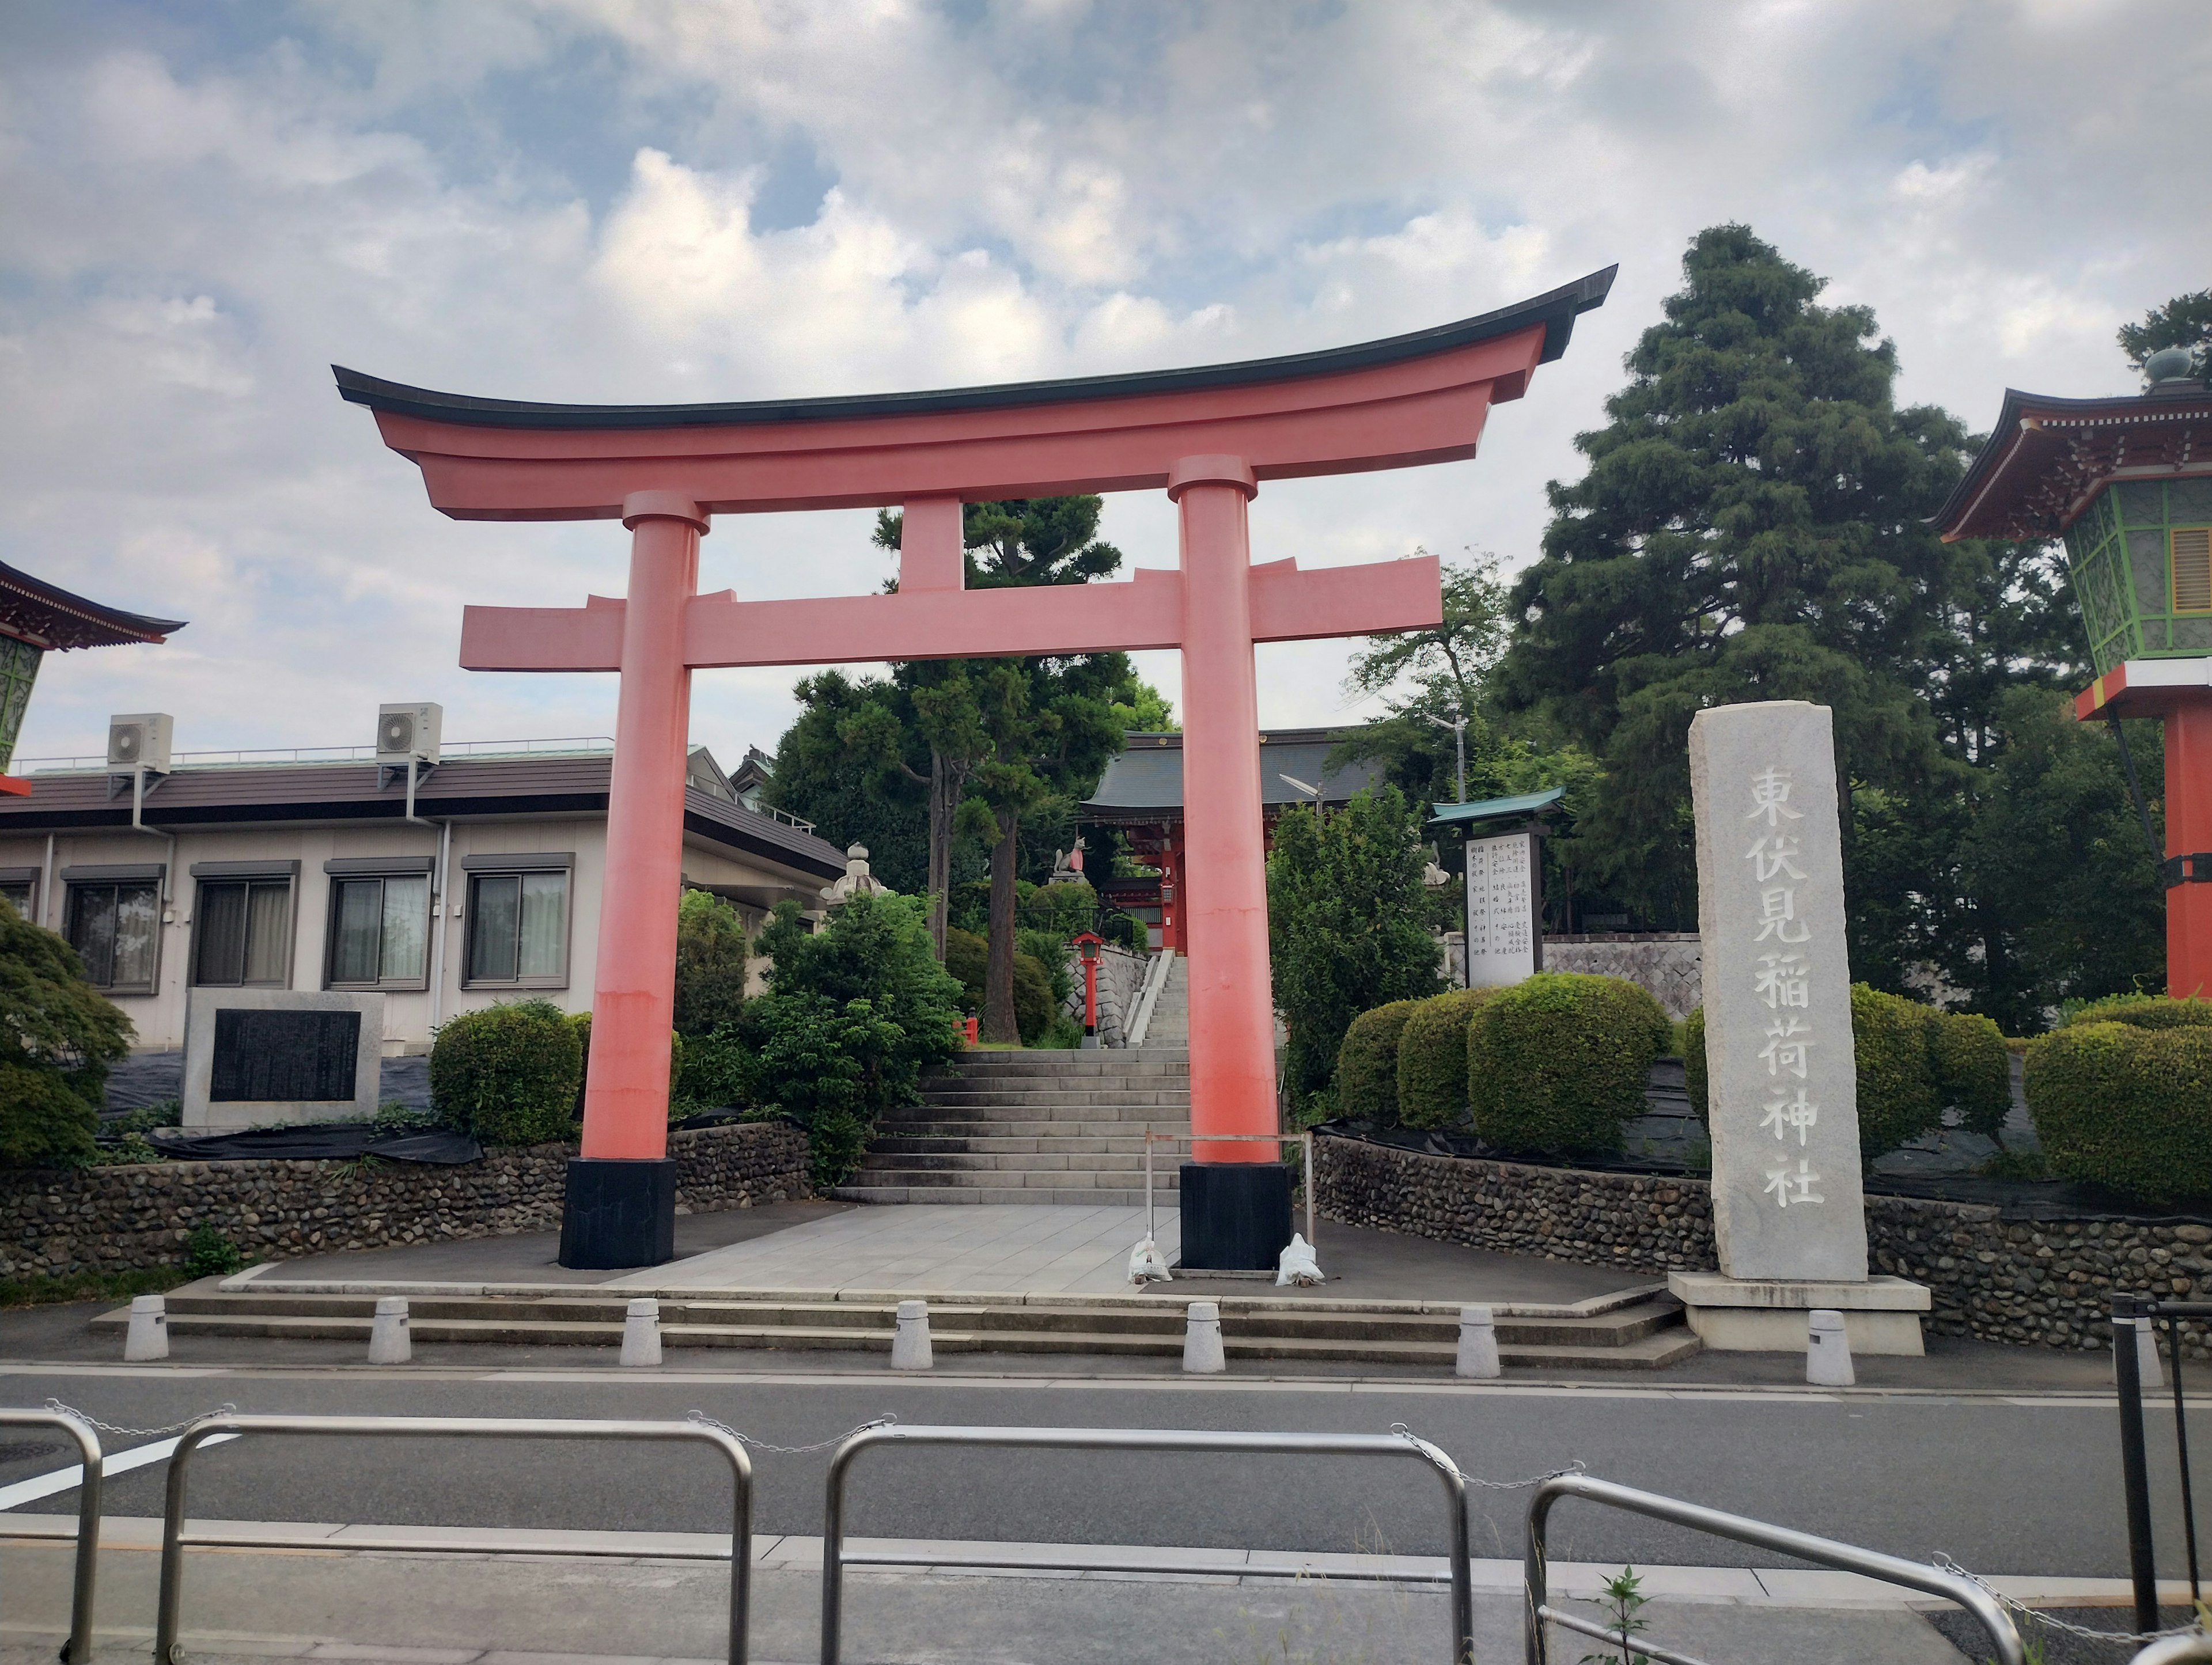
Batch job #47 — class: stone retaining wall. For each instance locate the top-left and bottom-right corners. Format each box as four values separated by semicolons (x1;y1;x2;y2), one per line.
0;1121;811;1280
1315;1134;2210;1361
1541;933;1703;1021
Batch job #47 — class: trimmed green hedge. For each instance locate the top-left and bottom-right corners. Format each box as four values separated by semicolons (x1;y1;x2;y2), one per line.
2025;1021;2212;1205
1396;989;1498;1129
2060;995;2212;1031
1685;987;2014;1155
431;999;584;1146
1335;1000;1422;1127
1467;973;1671;1157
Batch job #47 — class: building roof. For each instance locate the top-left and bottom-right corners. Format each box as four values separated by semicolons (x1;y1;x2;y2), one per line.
1429;787;1565;827
0;752;847;879
1934;382;2212;541
1082;729;1390;822
333;268;1616;433
0;560;186;651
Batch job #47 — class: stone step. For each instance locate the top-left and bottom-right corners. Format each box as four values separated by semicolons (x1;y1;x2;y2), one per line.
853;1151;1177;1173
921;1086;1192;1100
938;1054;1189;1072
874;1121;1188;1139
829;1186;1169;1205
870;1136;1172;1155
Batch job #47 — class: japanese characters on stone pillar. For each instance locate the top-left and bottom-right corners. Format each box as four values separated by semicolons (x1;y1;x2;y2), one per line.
1465;831;1542;987
1688;701;1869;1283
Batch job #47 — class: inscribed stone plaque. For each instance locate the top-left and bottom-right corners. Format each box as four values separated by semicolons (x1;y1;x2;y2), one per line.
1688;701;1869;1282
209;1010;360;1102
1464;831;1541;987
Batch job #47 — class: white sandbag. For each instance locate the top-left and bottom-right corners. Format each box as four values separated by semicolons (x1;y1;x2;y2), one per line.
1127;1238;1174;1284
1275;1232;1324;1286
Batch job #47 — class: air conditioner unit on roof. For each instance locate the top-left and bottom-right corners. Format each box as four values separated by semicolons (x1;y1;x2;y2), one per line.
377;702;442;767
107;713;173;775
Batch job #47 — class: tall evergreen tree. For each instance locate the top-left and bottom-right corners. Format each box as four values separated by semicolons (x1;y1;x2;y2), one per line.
2118;289;2212;375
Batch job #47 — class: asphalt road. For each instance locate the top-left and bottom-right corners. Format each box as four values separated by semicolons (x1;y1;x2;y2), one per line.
0;1361;2199;1582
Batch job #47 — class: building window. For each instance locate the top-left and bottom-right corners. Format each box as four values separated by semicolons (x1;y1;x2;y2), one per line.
66;882;160;992
193;877;292;987
2172;527;2212;614
465;869;569;986
0;879;34;920
328;874;431;989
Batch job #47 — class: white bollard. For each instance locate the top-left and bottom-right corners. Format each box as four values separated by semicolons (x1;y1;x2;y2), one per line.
1806;1308;1855;1387
366;1295;411;1365
1182;1300;1226;1374
1455;1304;1501;1379
620;1298;663;1367
123;1294;168;1362
2116;1315;2165;1393
891;1299;933;1371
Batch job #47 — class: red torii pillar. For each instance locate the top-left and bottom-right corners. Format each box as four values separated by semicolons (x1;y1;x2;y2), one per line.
338;264;1612;1268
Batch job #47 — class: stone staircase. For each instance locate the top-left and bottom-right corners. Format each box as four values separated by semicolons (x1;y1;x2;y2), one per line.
98;1281;1700;1369
836;955;1191;1205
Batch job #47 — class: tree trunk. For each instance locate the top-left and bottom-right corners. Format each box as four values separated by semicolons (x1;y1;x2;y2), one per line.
983;805;1021;1043
925;748;952;958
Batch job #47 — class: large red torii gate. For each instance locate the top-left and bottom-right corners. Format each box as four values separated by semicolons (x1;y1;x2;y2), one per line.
338;265;1614;1269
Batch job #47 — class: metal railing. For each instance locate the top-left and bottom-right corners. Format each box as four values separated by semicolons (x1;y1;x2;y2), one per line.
155;1414;753;1665
2115;1295;2209;1634
819;1423;1475;1665
17;737;618;773
1522;1473;2024;1665
1143;1128;1316;1253
0;1409;103;1663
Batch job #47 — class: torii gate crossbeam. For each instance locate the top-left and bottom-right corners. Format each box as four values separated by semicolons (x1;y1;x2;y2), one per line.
338;265;1614;1270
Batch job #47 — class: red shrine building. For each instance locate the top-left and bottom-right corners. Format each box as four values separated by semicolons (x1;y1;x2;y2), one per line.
0;560;183;794
1936;348;2212;995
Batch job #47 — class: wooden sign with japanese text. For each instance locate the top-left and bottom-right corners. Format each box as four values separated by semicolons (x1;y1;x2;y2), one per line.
1465;830;1542;988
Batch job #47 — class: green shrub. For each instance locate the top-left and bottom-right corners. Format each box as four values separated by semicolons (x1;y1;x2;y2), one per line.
1016;926;1074;1007
674;1023;756;1117
2059;995;2212;1031
1467;973;1671;1157
940;927;1051;1041
2025;1021;2212;1205
1017;877;1099;938
1336;1000;1422;1126
673;889;751;1036
430;999;584;1146
1396;989;1498;1130
0;906;130;1169
183;1224;243;1278
1687;988;2008;1157
1930;1009;2010;1136
944;927;987;1010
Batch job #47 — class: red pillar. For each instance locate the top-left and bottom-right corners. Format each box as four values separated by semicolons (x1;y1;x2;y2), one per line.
582;491;704;1160
2167;697;2212;999
1169;456;1277;1163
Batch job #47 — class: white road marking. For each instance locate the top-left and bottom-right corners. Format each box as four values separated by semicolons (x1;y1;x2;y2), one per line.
0;1431;238;1511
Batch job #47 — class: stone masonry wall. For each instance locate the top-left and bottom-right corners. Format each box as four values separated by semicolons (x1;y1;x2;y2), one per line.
0;1120;811;1280
1541;934;1703;1021
1316;1134;2211;1361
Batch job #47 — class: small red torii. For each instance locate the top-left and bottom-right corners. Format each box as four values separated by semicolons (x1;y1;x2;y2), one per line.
338;266;1613;1268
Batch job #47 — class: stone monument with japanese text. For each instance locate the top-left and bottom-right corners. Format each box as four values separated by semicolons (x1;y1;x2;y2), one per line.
1667;701;1930;1353
1465;830;1541;987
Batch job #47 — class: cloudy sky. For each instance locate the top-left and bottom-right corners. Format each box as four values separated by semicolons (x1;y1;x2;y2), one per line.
2;0;2206;767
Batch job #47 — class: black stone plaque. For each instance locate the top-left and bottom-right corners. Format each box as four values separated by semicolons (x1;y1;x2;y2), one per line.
209;1009;360;1103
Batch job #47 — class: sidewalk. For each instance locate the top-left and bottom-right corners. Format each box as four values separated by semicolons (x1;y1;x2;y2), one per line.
0;1520;2109;1664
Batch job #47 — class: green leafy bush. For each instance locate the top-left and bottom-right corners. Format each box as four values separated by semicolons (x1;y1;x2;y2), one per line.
1016;926;1074;1007
1335;1000;1422;1126
1467;973;1671;1157
1930;1009;2011;1136
0;907;130;1168
2025;1021;2212;1205
747;892;963;1187
430;999;584;1146
673;889;751;1036
2059;995;2212;1031
183;1224;243;1278
675;1023;756;1116
1017;878;1099;938
1685;987;2013;1156
941;927;1052;1042
1396;989;1498;1130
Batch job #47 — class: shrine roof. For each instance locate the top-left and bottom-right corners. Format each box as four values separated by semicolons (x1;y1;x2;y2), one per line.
334;268;1616;431
1083;728;1388;821
1429;787;1565;826
1934;382;2212;541
0;753;846;877
0;560;185;651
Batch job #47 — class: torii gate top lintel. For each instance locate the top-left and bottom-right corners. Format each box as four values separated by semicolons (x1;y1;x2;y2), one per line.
332;266;1615;521
337;265;1615;1270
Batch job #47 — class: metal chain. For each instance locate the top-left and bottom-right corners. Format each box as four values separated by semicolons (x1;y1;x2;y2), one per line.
43;1399;236;1441
1388;1424;1586;1490
685;1409;897;1455
1933;1553;2205;1645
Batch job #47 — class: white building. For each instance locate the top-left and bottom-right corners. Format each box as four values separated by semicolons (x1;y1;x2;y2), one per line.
0;733;843;1054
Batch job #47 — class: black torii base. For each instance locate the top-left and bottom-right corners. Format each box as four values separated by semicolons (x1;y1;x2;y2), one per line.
559;1157;677;1269
1177;1162;1293;1272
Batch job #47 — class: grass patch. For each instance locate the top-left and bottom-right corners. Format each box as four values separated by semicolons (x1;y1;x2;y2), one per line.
0;1266;189;1311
